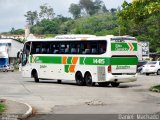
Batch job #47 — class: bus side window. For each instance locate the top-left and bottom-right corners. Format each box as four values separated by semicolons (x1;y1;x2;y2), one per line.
99;41;106;54
71;48;77;54
36;48;40;54
41;42;50;54
41;48;47;54
91;42;98;54
65;48;69;54
82;42;91;54
52;43;60;54
91;48;97;54
31;42;41;54
60;42;70;54
70;42;80;54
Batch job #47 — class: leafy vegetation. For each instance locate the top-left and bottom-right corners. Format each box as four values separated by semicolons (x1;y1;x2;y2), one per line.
28;0;118;36
118;0;160;53
150;85;160;93
2;28;24;35
0;103;5;112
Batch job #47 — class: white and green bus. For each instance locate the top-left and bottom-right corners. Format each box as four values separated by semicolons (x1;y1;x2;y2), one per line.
20;35;138;87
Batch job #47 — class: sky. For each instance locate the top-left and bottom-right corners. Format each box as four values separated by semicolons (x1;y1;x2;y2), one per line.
0;0;132;33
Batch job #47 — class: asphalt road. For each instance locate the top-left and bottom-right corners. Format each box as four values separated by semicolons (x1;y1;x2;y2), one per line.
0;71;160;116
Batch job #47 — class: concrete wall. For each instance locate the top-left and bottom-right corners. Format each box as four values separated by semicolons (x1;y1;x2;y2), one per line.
0;38;24;58
9;40;24;57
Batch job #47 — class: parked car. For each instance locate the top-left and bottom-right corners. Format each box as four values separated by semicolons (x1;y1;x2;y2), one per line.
137;61;147;73
7;64;14;72
0;65;9;72
142;61;160;75
0;64;14;72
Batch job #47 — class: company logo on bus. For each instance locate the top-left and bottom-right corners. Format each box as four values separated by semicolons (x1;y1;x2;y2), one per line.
111;42;137;51
116;65;130;70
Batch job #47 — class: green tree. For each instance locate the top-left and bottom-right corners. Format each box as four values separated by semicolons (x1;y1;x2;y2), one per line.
118;0;160;52
73;13;118;35
110;8;117;14
39;3;55;20
31;19;60;34
80;0;93;15
102;4;108;13
14;29;25;35
24;11;38;25
69;3;81;19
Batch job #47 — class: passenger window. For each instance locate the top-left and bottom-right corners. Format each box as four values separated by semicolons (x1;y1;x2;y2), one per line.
82;42;91;54
52;43;60;54
99;41;106;54
70;42;80;54
91;42;98;54
60;42;70;54
41;42;50;54
31;42;41;54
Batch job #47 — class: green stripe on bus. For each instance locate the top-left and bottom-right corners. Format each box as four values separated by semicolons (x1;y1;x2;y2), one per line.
80;57;110;65
31;56;62;64
80;57;137;65
30;56;138;65
64;65;69;72
111;57;138;65
67;57;72;64
30;55;32;63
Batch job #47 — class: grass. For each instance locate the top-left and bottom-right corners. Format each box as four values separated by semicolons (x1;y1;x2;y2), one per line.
150;85;160;93
0;103;6;112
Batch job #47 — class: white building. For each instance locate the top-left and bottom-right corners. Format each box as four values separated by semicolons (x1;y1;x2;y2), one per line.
0;38;23;64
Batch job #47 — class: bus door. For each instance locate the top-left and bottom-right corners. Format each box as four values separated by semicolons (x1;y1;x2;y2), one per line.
21;42;31;77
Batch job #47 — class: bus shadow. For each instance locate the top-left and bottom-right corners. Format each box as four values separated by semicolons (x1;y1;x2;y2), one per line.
25;80;142;88
26;80;77;86
118;84;142;88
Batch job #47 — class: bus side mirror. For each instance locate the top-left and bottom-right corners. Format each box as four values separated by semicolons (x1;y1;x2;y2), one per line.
17;51;22;64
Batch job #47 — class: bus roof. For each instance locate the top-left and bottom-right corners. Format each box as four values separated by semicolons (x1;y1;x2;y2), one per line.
26;35;136;42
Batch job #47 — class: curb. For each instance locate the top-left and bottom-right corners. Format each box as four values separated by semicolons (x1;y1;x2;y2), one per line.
20;102;33;119
1;99;33;120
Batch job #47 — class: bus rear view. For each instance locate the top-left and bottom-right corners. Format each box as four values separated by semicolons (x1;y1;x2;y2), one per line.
107;36;138;87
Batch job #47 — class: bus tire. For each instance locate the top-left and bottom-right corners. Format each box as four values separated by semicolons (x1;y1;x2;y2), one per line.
98;82;110;87
111;82;119;87
84;72;95;86
57;80;62;84
75;72;85;86
146;73;150;76
33;72;39;83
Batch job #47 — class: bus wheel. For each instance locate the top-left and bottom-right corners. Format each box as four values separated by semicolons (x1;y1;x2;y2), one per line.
146;73;150;76
33;72;39;83
57;80;62;84
111;82;119;87
75;72;85;86
98;82;110;87
84;72;95;86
